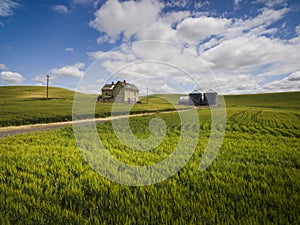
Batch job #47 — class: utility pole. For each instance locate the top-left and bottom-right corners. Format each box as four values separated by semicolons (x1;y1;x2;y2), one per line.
46;75;50;100
147;88;148;104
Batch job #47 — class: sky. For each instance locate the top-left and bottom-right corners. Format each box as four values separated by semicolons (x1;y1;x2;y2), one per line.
0;0;300;94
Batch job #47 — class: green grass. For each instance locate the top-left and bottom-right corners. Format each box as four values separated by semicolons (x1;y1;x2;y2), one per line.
0;86;183;127
224;92;300;111
0;86;75;126
1;86;299;127
0;91;299;224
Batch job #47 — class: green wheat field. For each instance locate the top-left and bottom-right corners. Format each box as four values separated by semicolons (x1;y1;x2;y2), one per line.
0;86;299;224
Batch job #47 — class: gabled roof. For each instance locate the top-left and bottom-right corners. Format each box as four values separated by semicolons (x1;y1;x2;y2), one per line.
101;80;139;91
124;83;139;91
101;84;115;91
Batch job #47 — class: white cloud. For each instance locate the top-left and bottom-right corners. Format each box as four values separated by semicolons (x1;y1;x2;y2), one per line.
32;75;50;85
194;1;209;10
202;36;285;71
234;0;242;7
0;63;7;70
88;1;300;94
254;0;288;8
176;16;231;45
296;25;300;35
164;0;189;8
33;74;60;86
33;75;47;85
263;71;300;91
50;63;85;78
160;10;190;24
223;7;289;39
89;0;162;42
87;50;135;62
65;47;74;52
0;71;25;84
52;5;69;14
0;0;18;17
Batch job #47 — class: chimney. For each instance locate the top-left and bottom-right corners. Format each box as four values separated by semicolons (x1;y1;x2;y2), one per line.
124;80;126;83
112;81;114;85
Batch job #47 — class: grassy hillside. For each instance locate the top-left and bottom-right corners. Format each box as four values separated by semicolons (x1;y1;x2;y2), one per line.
0;86;181;127
0;86;75;126
0;86;299;126
0;85;75;100
224;92;300;111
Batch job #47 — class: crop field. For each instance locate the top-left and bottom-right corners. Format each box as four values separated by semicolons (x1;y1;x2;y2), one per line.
0;90;299;224
0;86;183;126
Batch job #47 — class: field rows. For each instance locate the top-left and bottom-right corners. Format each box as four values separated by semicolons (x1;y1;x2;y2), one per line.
0;108;299;224
226;109;299;137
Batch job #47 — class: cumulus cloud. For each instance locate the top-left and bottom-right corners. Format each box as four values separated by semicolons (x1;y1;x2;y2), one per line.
202;36;285;71
234;0;242;7
0;0;18;17
254;0;288;8
87;50;135;61
89;1;288;46
0;63;7;70
50;63;85;78
0;71;25;84
87;0;300;94
33;75;46;85
263;72;300;91
222;7;289;40
89;0;162;42
176;16;231;45
296;25;300;35
52;5;69;14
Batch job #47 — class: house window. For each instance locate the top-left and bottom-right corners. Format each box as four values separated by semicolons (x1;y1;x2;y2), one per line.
117;87;120;94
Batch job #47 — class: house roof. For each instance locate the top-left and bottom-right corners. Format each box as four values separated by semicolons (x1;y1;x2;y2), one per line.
101;81;139;91
101;84;115;91
124;83;139;91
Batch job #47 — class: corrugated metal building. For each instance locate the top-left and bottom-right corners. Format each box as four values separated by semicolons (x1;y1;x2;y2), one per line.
178;89;218;106
178;96;193;105
189;89;203;106
203;89;218;106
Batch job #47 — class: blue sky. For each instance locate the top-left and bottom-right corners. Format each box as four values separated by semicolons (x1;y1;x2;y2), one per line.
0;0;300;94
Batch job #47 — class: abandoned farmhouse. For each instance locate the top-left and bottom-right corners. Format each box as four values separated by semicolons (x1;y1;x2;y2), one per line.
98;80;139;103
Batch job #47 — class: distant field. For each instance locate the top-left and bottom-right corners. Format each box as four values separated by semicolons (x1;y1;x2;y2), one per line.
0;86;182;127
0;86;75;126
0;86;299;127
224;92;300;111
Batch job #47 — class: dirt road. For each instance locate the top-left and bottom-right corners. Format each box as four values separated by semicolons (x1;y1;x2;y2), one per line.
0;111;178;138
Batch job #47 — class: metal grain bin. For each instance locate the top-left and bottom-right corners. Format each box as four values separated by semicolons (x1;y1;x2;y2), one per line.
189;89;203;106
203;89;218;106
178;96;193;105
